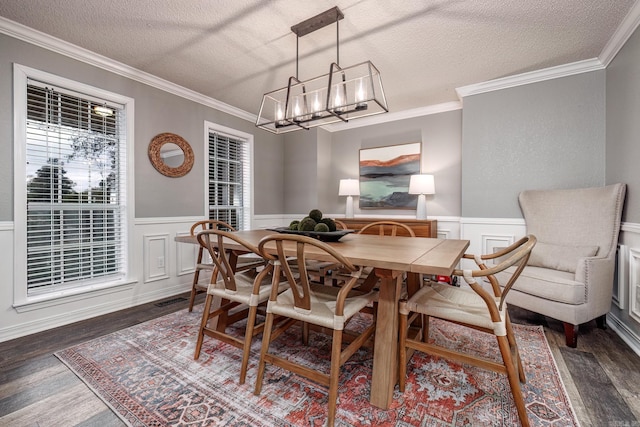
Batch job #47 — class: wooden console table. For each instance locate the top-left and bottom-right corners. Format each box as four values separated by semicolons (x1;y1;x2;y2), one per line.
339;218;437;238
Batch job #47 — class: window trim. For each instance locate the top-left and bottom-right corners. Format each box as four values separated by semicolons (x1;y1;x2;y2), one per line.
203;121;254;230
13;63;136;308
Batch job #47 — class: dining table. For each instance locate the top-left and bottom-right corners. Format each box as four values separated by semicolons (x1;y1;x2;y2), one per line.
175;228;469;410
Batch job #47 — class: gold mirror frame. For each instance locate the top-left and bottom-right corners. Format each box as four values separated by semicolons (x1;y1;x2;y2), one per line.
148;133;194;178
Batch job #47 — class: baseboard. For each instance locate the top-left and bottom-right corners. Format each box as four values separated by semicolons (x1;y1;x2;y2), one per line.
0;283;191;342
607;312;640;358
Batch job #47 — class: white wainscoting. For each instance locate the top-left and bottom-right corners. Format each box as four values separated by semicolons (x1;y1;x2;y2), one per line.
2;214;640;356
610;224;640;357
459;217;526;270
0;217;202;342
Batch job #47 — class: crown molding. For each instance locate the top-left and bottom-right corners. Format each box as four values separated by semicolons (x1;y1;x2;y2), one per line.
455;58;604;100
0;16;256;123
600;0;640;66
322;101;462;132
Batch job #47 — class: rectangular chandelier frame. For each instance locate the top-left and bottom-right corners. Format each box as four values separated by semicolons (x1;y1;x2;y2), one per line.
256;7;388;134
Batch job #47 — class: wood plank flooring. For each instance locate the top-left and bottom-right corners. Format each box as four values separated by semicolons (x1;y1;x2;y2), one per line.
0;293;639;427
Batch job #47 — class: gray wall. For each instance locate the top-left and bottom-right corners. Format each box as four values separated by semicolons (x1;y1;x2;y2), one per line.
283;127;320;214
326;110;463;217
0;33;284;219
607;23;640;224
461;71;606;218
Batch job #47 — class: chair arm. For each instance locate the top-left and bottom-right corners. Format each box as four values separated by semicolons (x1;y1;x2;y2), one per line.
574;254;616;305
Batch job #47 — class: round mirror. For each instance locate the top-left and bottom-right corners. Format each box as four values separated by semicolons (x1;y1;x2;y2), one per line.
160;143;184;168
148;133;194;177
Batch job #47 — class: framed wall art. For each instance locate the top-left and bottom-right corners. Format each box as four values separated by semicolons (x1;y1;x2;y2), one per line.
359;142;421;208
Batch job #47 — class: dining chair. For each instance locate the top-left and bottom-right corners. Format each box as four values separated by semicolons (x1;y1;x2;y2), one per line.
188;219;265;311
302;218;349;284
254;234;378;427
344;221;417;291
398;235;537;427
193;229;288;384
358;220;416;237
334;219;348;230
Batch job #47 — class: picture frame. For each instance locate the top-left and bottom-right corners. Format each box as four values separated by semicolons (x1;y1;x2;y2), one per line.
359;142;421;208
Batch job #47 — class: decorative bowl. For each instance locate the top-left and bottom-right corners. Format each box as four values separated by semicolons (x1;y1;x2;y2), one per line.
267;227;354;242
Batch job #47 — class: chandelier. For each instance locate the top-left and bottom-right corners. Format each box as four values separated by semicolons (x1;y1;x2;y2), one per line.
256;6;388;134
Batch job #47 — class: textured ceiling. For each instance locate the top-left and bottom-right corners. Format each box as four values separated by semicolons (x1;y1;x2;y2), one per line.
0;0;636;118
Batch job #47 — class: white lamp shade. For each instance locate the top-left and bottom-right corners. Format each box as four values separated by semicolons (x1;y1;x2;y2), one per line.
339;179;360;196
408;174;435;195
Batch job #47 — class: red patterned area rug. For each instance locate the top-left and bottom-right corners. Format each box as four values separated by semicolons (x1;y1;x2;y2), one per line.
55;309;579;426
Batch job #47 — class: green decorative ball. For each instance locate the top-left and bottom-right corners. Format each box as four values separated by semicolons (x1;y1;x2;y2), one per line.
308;209;323;222
289;220;300;230
314;223;330;232
320;217;337;232
298;217;317;231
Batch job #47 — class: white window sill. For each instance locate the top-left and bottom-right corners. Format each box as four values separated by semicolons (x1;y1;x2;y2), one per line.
13;278;138;313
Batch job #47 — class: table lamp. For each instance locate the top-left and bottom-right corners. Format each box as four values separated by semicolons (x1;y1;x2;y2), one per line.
409;174;435;220
338;179;360;218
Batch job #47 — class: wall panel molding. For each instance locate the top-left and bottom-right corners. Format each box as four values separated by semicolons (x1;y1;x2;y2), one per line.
614;244;628;309
629;247;640;324
176;231;197;276
143;233;170;283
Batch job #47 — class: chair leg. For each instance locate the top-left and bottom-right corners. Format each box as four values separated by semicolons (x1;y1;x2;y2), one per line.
421;314;430;343
302;322;309;345
497;335;530;427
596;314;607;329
254;311;276;396
194;293;214;359
189;268;202;312
327;329;343;427
189;247;205;312
398;308;408;392
563;322;578;348
505;312;526;383
239;304;259;385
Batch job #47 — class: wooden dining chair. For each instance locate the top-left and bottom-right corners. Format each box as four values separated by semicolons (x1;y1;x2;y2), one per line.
334;219;348;230
343;220;417;291
303;218;348;284
188;219;265;311
358;220;416;237
193;229;288;384
254;234;378;427
398;235;537;427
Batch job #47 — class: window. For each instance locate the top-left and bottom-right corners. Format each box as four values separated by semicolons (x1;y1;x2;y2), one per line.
205;122;252;230
13;64;134;305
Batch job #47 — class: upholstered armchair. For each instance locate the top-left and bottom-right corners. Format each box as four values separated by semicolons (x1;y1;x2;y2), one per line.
498;183;626;347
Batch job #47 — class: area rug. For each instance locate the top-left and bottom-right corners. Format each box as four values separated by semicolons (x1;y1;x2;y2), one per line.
55;309;579;426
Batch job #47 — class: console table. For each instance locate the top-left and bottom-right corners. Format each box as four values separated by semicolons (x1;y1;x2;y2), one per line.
339;218;437;238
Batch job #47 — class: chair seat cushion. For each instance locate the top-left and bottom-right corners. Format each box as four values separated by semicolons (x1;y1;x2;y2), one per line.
403;282;506;334
268;283;377;330
497;266;585;305
209;271;288;306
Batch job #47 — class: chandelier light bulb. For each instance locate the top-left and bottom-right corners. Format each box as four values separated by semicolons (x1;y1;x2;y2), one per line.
333;85;345;114
312;92;323;119
355;77;368;110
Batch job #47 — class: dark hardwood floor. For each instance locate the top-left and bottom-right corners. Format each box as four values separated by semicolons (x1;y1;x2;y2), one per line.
1;293;639;426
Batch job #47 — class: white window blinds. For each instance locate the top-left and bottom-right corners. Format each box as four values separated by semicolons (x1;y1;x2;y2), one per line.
25;78;127;295
208;132;250;230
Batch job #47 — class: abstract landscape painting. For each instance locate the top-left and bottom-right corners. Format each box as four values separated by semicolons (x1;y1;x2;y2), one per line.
359;142;421;208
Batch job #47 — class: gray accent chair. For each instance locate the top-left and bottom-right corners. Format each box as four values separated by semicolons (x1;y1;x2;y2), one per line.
498;183;626;347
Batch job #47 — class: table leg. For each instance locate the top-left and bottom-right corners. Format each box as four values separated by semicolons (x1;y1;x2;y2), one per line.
369;268;402;409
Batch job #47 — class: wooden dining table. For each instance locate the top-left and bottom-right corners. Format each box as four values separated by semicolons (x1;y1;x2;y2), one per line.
175;229;469;410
